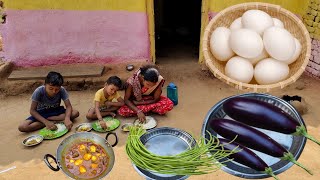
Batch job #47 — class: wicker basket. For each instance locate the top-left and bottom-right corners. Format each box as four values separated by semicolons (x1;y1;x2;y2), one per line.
202;2;311;92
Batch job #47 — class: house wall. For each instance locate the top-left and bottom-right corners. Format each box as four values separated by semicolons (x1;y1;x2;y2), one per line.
1;0;316;77
0;0;150;67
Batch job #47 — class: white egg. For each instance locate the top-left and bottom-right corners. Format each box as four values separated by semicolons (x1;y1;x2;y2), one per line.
242;10;274;35
225;56;254;83
247;48;269;65
254;58;289;85
283;38;302;64
229;28;264;59
263;27;296;61
273;18;284;28
230;17;242;30
209;27;235;61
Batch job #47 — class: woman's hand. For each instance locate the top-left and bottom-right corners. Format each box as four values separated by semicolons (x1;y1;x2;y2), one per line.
137;111;146;123
133;100;139;105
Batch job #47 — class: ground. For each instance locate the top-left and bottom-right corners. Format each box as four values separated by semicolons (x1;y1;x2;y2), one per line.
0;47;320;180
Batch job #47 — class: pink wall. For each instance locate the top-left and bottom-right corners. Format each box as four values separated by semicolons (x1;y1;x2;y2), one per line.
0;10;150;67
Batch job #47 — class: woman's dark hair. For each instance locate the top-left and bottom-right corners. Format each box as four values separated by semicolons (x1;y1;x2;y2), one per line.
106;76;122;89
140;65;159;83
45;71;64;86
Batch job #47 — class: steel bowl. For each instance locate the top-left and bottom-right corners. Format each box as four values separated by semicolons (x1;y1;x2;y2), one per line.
22;134;44;147
133;127;197;180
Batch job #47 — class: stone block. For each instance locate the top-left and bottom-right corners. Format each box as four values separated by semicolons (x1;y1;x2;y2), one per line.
0;61;13;78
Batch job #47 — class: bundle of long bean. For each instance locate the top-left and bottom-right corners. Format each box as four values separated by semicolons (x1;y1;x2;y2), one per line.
126;126;239;175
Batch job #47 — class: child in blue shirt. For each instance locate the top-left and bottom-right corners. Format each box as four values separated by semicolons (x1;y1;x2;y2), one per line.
18;71;79;132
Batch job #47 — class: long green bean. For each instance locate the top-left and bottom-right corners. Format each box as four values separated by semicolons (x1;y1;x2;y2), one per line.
125;126;239;176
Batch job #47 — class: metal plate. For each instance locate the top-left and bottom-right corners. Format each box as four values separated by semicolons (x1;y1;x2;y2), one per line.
22;134;44;147
133;127;197;180
75;123;92;133
201;93;307;179
133;116;157;130
121;123;133;132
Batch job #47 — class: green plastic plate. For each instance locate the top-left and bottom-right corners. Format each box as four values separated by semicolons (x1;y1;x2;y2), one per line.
92;117;120;132
39;123;68;140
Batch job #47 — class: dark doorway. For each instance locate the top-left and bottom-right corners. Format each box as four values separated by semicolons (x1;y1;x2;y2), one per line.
154;0;202;59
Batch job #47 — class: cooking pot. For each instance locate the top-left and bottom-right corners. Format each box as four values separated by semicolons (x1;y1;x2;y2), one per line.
44;132;118;179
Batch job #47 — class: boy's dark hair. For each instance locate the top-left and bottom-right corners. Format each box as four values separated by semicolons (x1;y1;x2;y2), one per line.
140;64;159;83
106;76;122;88
45;71;64;86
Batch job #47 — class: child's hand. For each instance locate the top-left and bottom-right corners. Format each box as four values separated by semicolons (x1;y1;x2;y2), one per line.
109;112;116;118
99;120;108;130
46;121;57;130
64;119;73;131
104;102;111;109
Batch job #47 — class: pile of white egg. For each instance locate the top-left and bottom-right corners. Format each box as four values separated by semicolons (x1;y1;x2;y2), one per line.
210;10;302;85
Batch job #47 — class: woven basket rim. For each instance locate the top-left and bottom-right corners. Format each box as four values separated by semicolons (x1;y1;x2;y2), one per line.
202;2;311;92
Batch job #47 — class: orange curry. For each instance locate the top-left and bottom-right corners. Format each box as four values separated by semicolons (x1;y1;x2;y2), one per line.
64;142;109;179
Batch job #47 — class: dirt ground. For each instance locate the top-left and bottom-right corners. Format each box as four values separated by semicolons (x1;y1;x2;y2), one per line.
1;47;320;180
